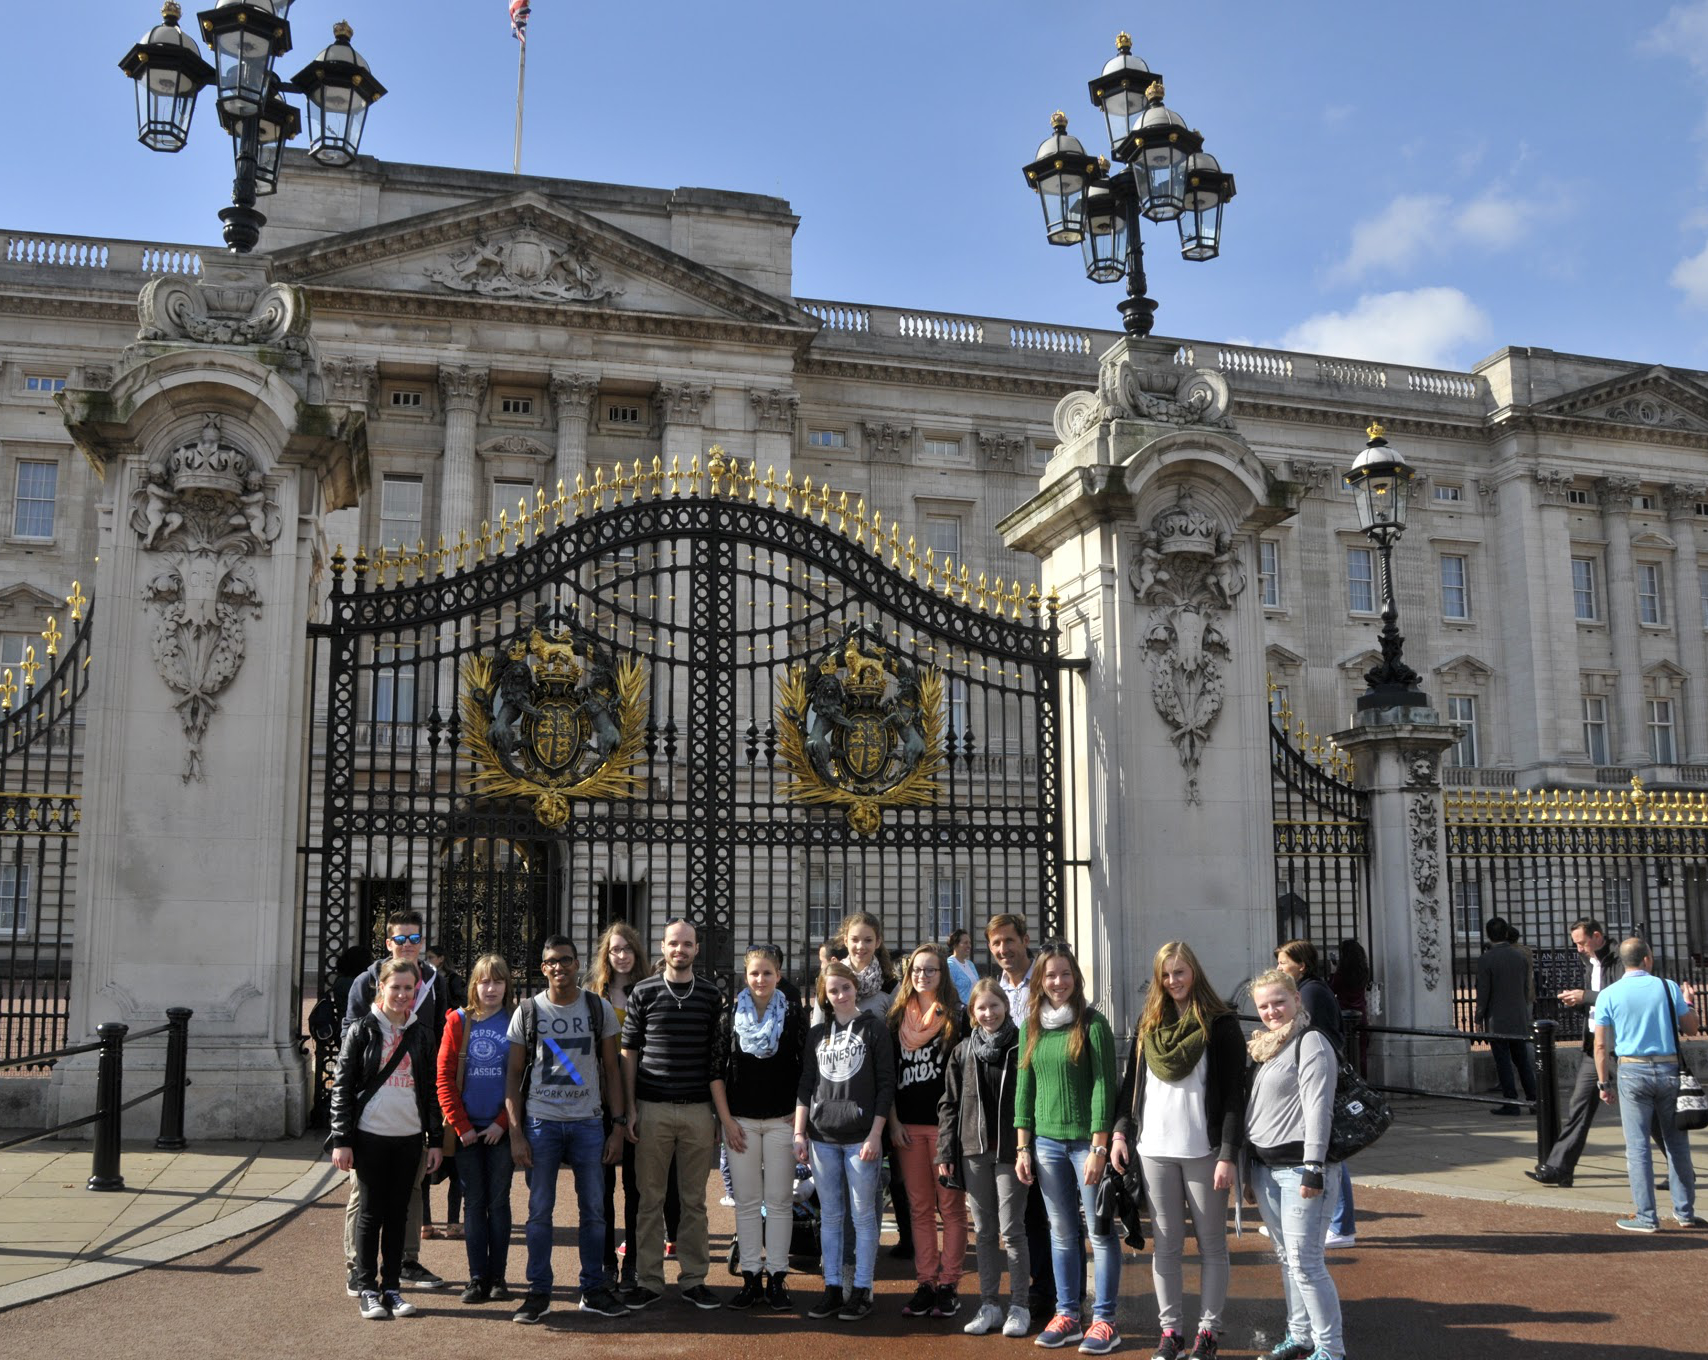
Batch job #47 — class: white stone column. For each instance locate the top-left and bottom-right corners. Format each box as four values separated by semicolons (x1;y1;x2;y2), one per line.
655;381;711;470
438;364;489;547
1665;484;1708;761
548;369;598;498
1598;476;1646;764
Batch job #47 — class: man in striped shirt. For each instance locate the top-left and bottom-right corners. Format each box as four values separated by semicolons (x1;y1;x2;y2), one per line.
619;917;728;1310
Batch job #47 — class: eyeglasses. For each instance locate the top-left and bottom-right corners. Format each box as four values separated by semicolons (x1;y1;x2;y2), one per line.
389;932;423;945
541;957;576;969
911;966;941;977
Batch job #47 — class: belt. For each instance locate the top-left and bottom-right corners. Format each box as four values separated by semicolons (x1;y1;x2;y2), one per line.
1617;1055;1679;1064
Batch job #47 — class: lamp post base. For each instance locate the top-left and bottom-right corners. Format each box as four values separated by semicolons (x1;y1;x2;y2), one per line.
1356;685;1430;712
1117;293;1158;337
219;204;267;255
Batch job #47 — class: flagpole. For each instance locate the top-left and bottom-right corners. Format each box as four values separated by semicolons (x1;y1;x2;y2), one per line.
512;35;527;174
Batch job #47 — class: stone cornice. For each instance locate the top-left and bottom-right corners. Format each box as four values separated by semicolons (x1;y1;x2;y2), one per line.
796;354;1084;400
0;292;136;325
1227;397;1489;444
1490;408;1708;450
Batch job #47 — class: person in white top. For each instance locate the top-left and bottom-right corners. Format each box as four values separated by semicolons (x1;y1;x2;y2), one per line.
946;928;980;1006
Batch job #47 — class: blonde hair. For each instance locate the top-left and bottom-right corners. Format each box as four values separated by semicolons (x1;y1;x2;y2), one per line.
966;977;1009;1024
1022;941;1089;1069
588;921;645;999
1250;967;1299;999
817;959;859;1011
465;953;514;1017
1138;940;1231;1037
887;943;958;1052
376;958;420;988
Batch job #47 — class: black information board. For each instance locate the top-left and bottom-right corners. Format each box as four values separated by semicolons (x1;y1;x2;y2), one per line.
1533;946;1585;1039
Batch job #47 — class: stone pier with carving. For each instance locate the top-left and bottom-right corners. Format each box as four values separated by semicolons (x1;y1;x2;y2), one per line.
999;338;1295;1019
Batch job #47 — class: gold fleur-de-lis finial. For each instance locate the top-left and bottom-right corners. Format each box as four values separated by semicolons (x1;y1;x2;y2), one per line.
20;645;40;689
41;615;61;659
66;580;87;622
0;669;14;712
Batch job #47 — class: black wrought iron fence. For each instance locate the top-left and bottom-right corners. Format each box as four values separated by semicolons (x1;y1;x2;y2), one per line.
1270;704;1370;968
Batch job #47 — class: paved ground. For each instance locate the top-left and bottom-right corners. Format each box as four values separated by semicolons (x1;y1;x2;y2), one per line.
2;1096;1704;1357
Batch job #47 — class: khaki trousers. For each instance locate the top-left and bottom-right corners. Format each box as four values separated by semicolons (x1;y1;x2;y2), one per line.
633;1099;715;1293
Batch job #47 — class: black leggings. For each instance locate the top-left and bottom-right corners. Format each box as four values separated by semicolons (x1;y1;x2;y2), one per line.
354;1131;424;1293
604;1144;680;1275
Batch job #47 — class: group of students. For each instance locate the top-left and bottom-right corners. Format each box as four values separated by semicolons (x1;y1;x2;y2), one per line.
326;907;1357;1360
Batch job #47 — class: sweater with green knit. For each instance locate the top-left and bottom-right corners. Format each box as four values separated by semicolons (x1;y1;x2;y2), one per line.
1015;1012;1118;1141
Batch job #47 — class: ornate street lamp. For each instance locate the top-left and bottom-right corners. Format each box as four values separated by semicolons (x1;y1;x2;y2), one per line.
119;2;385;253
1346;422;1429;712
1021;32;1236;337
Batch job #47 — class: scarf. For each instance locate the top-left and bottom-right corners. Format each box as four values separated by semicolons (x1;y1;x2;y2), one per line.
1040;1001;1075;1031
971;1017;1017;1065
1143;999;1207;1083
733;988;787;1058
1247;1013;1302;1064
853;955;885;1001
898;996;946;1052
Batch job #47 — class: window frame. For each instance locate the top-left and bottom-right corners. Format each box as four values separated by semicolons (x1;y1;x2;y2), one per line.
1637;561;1667;626
1582;694;1609;767
806;428;847;450
923;513;962;564
1259;539;1282;608
377;473;424;552
1648;697;1677;764
1446;693;1479;768
1346;545;1376;615
1439;552;1470;621
0;861;32;937
11;459;58;541
490;478;535;529
1572;556;1600;622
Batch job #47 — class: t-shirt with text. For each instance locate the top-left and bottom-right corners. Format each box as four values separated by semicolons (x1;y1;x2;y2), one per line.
508;990;618;1123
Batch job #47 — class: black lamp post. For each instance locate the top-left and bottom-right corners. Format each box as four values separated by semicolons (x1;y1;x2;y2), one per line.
119;2;385;254
1021;32;1236;337
1346;422;1429;712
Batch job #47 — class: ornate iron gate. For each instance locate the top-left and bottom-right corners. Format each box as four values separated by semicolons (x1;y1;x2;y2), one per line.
300;458;1066;1091
1270;697;1370;961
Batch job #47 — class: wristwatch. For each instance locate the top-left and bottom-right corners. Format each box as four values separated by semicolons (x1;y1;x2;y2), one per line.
610;1114;630;1126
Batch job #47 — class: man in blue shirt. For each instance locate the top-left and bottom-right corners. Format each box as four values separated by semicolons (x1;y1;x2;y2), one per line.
1593;937;1700;1233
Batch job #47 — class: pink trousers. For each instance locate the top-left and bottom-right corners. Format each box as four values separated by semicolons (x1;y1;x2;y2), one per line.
894;1123;968;1286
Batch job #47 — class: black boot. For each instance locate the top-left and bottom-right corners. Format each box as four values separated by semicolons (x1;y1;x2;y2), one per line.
728;1271;764;1310
767;1271;793;1312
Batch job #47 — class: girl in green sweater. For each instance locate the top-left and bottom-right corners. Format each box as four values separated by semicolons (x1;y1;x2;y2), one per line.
1014;942;1120;1354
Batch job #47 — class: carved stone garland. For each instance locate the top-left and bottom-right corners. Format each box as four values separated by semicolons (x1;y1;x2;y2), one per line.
1131;488;1246;805
1403;747;1445;991
128;415;282;782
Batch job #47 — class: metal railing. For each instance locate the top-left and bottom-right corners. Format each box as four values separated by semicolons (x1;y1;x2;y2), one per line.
0;1007;192;1190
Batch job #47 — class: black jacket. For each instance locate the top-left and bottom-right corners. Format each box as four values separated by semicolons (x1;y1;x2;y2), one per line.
1576;941;1622;1054
797;1009;895;1144
719;995;809;1121
342;959;450;1043
1113;1011;1247;1162
327;1010;442;1150
936;1029;1018;1166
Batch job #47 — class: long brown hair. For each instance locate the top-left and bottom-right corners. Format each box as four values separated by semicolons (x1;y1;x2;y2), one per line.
888;942;958;1052
1138;940;1230;1036
587;920;645;1000
1021;941;1089;1069
836;911;894;985
816;959;860;1012
465;953;515;1018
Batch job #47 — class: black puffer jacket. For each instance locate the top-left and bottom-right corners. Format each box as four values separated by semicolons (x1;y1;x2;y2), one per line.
327;1010;442;1150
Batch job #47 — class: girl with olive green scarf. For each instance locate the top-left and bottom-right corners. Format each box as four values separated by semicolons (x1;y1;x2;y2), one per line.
1110;942;1246;1360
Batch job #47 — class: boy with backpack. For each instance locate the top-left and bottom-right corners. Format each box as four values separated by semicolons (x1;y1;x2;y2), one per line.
505;934;628;1324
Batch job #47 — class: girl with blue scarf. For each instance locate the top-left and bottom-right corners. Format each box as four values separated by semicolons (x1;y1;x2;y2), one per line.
713;945;807;1310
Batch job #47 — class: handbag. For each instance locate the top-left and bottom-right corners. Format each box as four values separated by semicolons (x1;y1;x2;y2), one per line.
1296;1034;1394;1162
1667;984;1708;1133
1092;1162;1145;1249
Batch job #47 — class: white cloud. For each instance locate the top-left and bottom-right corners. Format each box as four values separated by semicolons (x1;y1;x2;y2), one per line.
1275;288;1492;370
1641;3;1708;80
1328;195;1449;284
1672;240;1708;307
1329;185;1572;283
1455;193;1538;248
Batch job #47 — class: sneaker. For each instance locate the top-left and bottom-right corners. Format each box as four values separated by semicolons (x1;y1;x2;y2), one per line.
932;1284;961;1318
1036;1316;1084;1349
1324;1231;1356;1248
682;1284;722;1310
1256;1224;1270;1238
581;1286;629;1317
398;1261;446;1290
966;1302;1006;1335
620;1284;662;1310
1079;1321;1121;1355
358;1290;389;1320
837;1287;874;1321
719;1194;737;1207
1674;1214;1698;1228
1188;1329;1218;1360
511;1293;550;1324
807;1285;845;1319
459;1280;489;1305
767;1272;794;1311
1263;1340;1313;1360
901;1283;938;1316
1152;1331;1187;1360
488;1280;514;1302
1615;1217;1658;1233
382;1290;417;1318
1004;1304;1033;1337
346;1268;362;1298
728;1273;765;1310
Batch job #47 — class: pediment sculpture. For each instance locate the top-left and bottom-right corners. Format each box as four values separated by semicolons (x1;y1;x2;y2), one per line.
423;229;623;304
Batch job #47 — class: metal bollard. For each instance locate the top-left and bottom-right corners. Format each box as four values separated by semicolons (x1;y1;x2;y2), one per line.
155;1007;192;1152
87;1022;129;1192
1531;1019;1559;1167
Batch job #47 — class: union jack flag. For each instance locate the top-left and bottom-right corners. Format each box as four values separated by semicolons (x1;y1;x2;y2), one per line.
510;0;531;41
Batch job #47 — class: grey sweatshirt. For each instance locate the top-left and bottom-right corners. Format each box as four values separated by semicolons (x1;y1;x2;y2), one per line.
1244;1028;1335;1165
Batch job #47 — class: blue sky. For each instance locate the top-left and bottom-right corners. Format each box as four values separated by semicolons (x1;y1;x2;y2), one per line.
10;2;1708;373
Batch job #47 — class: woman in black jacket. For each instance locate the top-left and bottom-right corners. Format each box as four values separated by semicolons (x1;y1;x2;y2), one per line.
329;958;444;1321
1110;942;1245;1360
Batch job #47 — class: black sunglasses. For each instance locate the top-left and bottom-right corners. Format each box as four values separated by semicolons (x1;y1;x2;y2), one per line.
389;932;424;945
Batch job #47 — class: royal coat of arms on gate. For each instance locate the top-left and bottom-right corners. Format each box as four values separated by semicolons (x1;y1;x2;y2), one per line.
461;624;648;829
777;625;945;835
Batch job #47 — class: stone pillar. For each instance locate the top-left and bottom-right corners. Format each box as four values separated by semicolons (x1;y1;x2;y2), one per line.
548;369;598;497
998;340;1292;1022
749;387;798;476
1281;459;1339;731
1665;484;1708;761
1598;477;1646;764
54;258;365;1137
1333;718;1464;1091
438;364;489;547
655;381;711;470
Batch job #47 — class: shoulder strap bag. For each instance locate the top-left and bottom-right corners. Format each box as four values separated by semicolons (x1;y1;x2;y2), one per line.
1665;980;1708;1133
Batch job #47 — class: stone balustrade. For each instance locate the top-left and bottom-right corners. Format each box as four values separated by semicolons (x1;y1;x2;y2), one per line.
3;231;203;280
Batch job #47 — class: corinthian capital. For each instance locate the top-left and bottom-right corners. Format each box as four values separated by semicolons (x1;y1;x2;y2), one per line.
749;387;799;434
1662;483;1707;517
436;364;489;412
1594;475;1639;512
322;355;378;412
655;381;711;428
548;370;599;421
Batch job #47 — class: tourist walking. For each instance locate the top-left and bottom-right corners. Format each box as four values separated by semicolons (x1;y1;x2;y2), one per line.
796;959;895;1323
1245;967;1345;1360
1015;940;1121;1355
1592;937;1699;1232
1113;941;1243;1360
329;957;444;1321
889;941;968;1318
715;944;808;1311
1474;917;1538;1116
937;977;1031;1338
1276;940;1356;1249
436;953;516;1304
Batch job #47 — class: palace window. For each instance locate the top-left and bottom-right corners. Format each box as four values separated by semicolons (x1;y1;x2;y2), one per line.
1433;483;1464;503
388;389;424;409
923;436;965;461
1269;684;1289;720
1446;694;1478;768
23;375;65;394
1572;556;1599;621
1451;876;1482;937
807;866;845;947
1567;488;1591;506
491;478;533;527
498;395;533;416
378;475;423;551
606;403;643;425
1648;698;1677;764
1440;554;1469;620
945;676;970;741
1582;695;1609;767
807;429;847;449
0;862;32;936
932;872;968;939
12;460;57;539
924;513;962;563
372;642;416;727
1346;546;1375;614
1259;540;1281;607
1638;562;1666;625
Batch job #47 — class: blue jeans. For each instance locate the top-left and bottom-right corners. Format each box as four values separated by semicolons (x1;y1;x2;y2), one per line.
1252;1162;1342;1358
811;1140;881;1290
459;1135;515;1286
1616;1062;1697;1227
1032;1136;1120;1324
525;1116;608;1294
1330;1162;1355;1238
